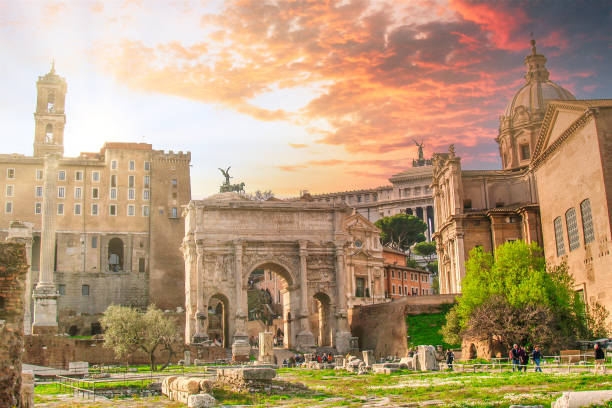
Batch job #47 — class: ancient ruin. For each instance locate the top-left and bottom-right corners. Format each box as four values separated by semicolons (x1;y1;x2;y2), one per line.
182;192;375;356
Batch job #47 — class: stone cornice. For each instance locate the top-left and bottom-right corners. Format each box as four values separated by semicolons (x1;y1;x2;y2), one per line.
530;109;594;171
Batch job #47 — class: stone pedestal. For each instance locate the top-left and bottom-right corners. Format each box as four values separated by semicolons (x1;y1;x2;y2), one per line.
416;345;439;371
296;330;315;352
335;332;355;355
362;350;374;367
184;350;191;365
258;332;275;364
32;283;59;334
232;335;251;362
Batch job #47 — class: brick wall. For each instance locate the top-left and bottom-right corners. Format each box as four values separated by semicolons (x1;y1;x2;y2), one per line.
350;294;456;358
0;242;28;406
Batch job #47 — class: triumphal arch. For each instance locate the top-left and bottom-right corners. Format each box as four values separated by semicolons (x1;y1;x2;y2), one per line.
182;192;376;355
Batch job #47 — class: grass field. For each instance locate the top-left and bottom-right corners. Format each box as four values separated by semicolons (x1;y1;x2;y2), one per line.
34;368;612;407
405;304;459;349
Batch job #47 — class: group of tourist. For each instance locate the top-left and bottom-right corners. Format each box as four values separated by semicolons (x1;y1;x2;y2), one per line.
282;354;306;368
509;344;543;372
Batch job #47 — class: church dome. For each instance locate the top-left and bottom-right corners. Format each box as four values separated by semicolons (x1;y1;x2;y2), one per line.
502;40;575;121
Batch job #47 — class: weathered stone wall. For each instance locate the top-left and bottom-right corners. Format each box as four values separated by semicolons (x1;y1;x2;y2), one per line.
350;294;456;358
0;242;28;407
23;335;225;369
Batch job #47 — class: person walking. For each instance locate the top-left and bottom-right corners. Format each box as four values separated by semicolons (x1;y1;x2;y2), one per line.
594;343;605;374
531;346;543;372
519;347;529;372
510;344;520;372
446;349;455;371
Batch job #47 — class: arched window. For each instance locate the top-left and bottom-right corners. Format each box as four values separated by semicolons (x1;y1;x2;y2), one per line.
580;199;594;244
554;217;565;256
45;123;53;142
565;208;580;251
108;238;124;272
47;91;55;112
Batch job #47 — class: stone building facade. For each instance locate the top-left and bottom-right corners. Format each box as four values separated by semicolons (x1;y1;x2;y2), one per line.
0;66;191;335
311;164;435;240
432;40;612;320
182;192;386;354
382;248;432;298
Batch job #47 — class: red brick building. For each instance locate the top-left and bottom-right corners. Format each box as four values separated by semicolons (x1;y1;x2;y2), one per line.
383;248;432;299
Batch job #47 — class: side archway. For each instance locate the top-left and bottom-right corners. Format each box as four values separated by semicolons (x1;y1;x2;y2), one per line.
208;293;230;348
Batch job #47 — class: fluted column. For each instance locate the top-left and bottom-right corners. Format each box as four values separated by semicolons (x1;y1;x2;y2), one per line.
192;242;208;342
334;242;352;353
231;240;250;361
296;240;315;350
32;154;60;334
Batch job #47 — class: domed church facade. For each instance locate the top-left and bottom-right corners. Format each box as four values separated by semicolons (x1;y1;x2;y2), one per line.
432;40;612;323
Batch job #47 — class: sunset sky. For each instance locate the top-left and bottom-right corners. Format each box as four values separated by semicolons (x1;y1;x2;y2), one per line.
1;0;611;198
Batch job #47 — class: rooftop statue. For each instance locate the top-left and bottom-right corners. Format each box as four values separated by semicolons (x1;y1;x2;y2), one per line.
219;166;245;193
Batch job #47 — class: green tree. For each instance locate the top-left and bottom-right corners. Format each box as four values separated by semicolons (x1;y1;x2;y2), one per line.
442;241;591;350
374;214;427;253
414;241;437;263
101;305;179;371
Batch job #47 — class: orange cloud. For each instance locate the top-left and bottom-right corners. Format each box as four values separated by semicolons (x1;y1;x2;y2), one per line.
289;143;308;148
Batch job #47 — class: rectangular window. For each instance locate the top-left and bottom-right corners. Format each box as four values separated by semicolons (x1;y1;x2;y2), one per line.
82;284;89;296
520;144;531;160
142;205;150;217
35;186;43;198
404;286;408;296
391;270;395;278
58;284;66;295
6;185;13;197
422;289;427;295
58;186;65;198
111;160;117;170
92;171;100;182
92;187;99;199
580;199;595;244
92;236;97;248
171;179;177;187
110;188;117;199
129;160;135;171
566;208;580;251
412;287;418;295
36;169;43;180
74;187;82;199
138;258;145;273
144;175;150;188
357;195;362;203
109;204;117;216
171;207;178;218
392;284;395;295
74;203;81;215
58;170;65;181
110;174;117;188
127;204;135;216
35;202;42;214
144;161;150;171
57;203;64;215
128;188;135;200
554;217;565;256
398;285;402;295
75;171;83;181
7;168;15;179
404;271;407;280
143;189;150;200
5;201;12;214
356;277;365;297
128;175;135;188
91;203;98;216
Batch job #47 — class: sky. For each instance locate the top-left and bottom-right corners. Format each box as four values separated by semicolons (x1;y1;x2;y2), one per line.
0;0;611;198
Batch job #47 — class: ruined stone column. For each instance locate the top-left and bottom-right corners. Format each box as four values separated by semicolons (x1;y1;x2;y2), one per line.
334;244;352;354
32;154;60;334
232;240;250;361
6;221;34;335
296;240;315;350
258;331;275;364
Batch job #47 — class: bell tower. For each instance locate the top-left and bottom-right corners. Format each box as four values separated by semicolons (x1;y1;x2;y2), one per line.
34;61;67;157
